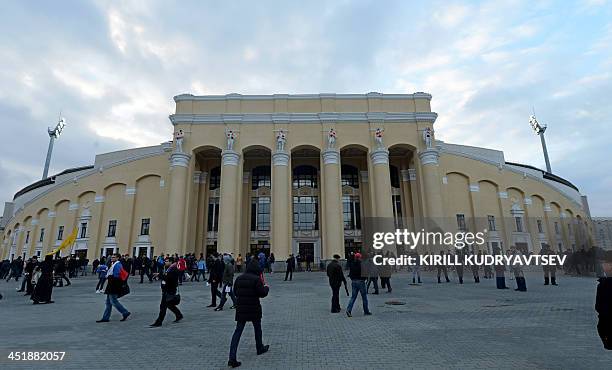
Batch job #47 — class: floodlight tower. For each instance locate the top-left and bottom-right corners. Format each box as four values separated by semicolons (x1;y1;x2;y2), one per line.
529;114;552;173
42;116;67;179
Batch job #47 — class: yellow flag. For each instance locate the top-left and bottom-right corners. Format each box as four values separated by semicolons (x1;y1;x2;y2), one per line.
46;228;78;256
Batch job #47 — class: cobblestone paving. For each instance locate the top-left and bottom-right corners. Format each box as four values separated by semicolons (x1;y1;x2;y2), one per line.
0;269;610;369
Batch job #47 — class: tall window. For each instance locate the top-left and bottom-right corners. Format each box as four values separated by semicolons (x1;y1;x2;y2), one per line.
207;198;220;232
554;222;560;234
57;226;64;240
39;228;45;243
515;217;523;232
389;165;401;189
456;214;467;231
25;231;30;244
140;218;150;236
107;220;117;237
293;166;318;188
537;219;544;233
392;195;402;228
343;195;361;230
80;222;88;239
209;167;221;190
487;215;497;231
251;166;271;190
251;197;271;231
567;223;572;236
341;165;359;188
293;196;318;230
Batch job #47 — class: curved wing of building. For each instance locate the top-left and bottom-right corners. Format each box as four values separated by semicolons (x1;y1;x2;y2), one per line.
0;93;592;262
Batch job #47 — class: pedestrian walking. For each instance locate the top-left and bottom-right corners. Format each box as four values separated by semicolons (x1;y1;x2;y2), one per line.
596;262;612;350
437;250;450;283
150;257;183;327
95;263;108;293
228;260;270;368
284;254;295;281
31;255;54;304
207;253;224;307
346;253;371;317
326;254;347;313
96;254;131;323
216;254;237;311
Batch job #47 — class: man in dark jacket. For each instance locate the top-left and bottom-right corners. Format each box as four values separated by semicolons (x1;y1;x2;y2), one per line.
150;257;183;327
596;263;612;350
326;254;347;313
228;260;270;368
284;254;295;281
346;253;371;317
207;253;225;307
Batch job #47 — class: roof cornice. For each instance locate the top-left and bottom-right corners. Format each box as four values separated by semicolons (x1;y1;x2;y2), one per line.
173;92;433;102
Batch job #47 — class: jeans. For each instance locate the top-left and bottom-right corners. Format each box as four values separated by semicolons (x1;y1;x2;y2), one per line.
218;283;237;308
197;270;206;281
96;277;106;291
229;320;263;361
346;280;369;314
102;294;129;321
284;269;293;281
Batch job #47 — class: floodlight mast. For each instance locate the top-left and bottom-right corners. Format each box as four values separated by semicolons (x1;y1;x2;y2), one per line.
42;117;67;179
529;114;552;173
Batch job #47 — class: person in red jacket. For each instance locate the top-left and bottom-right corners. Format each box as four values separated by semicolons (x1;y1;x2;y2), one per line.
177;256;187;285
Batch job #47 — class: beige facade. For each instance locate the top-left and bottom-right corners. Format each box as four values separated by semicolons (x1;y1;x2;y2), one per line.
0;93;593;263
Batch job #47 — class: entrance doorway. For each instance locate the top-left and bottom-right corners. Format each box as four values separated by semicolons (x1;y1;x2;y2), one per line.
132;246;153;258
298;242;314;270
344;239;362;258
250;240;270;257
206;242;217;257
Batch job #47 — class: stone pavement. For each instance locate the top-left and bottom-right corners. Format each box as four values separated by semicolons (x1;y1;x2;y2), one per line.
0;269;609;369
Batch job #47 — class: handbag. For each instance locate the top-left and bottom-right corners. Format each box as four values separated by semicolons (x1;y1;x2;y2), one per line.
164;284;181;305
117;281;130;298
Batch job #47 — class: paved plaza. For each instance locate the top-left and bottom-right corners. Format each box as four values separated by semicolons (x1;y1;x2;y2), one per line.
0;269;610;369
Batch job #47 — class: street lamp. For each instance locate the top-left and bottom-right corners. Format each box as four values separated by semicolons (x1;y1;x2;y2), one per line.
529;114;552;173
42;117;67;179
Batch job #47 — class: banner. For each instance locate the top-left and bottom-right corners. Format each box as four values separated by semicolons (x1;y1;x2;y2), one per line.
46;228;78;256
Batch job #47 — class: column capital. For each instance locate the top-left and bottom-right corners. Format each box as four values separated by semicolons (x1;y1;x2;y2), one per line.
418;148;439;166
322;149;340;165
272;151;290;166
170;152;191;168
369;148;389;165
221;150;240;166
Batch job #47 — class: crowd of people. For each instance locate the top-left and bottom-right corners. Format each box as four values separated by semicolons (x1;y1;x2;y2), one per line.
1;244;611;363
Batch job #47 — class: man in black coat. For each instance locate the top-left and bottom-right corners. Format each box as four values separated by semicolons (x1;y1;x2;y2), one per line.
150;257;183;327
207;253;224;307
284;254;295;281
326;254;347;313
228;260;269;368
596;262;612;350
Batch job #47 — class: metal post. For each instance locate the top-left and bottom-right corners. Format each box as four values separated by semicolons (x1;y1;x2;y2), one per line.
42;134;55;179
539;132;552;173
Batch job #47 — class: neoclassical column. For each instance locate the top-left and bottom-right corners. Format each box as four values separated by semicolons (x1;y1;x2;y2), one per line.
217;150;241;255
369;148;394;218
271;150;291;260
164;152;191;255
321;149;344;259
418;148;444;227
400;169;415;230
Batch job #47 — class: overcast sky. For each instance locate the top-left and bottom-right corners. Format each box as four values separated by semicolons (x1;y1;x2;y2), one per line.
0;0;610;216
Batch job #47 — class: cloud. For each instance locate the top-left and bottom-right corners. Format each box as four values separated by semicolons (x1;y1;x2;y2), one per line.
0;0;610;217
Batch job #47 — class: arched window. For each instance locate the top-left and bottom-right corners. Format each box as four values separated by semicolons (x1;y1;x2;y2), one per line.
292;165;318;189
252;166;271;190
209;167;221;190
341;165;359;188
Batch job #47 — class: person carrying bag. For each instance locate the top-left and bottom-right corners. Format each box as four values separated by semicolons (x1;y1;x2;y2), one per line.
150;256;183;327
